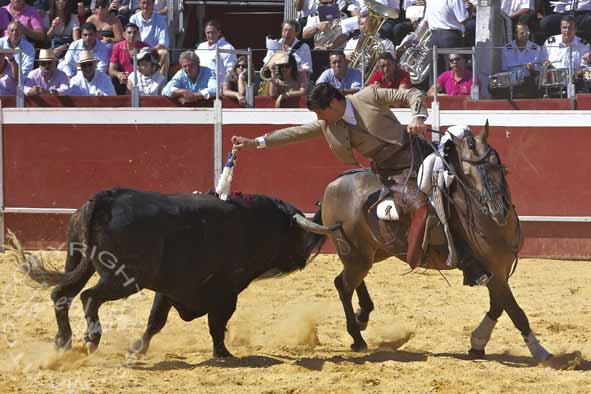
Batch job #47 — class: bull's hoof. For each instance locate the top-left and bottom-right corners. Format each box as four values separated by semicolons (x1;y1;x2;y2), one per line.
85;341;98;355
54;335;72;351
350;340;368;352
468;348;486;359
128;338;149;355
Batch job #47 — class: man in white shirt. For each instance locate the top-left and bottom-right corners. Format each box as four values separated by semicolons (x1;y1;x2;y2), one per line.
424;0;468;74
541;15;591;94
195;19;236;80
130;0;170;77
540;0;591;43
0;21;35;78
263;20;313;81
58;22;110;78
69;50;116;96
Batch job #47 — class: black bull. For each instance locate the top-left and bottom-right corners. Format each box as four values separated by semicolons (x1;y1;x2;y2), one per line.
16;188;339;358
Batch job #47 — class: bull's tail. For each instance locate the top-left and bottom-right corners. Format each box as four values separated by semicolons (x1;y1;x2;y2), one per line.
6;191;108;288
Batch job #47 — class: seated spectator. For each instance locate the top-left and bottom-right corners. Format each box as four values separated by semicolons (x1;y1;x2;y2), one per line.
0;21;35;77
195;19;236;80
498;21;540;98
542;15;590;72
58;22;110;78
127;47;165;95
316;51;361;95
263;20;312;83
540;1;591;43
69;50;116;95
428;54;475;96
344;16;395;60
223;55;252;107
130;0;169;78
108;22;148;94
0;0;46;43
86;0;123;48
500;0;535;28
266;53;306;108
44;0;80;56
0;51;17;95
302;0;350;80
367;52;411;89
154;0;167;16
162;51;216;104
24;48;70;95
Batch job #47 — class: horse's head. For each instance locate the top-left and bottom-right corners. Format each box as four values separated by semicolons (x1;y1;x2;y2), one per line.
448;121;511;226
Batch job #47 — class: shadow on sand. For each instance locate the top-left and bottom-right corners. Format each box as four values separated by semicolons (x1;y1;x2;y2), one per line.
127;355;284;371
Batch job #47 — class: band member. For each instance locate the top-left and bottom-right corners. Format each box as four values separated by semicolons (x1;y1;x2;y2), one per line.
498;21;541;98
232;83;492;286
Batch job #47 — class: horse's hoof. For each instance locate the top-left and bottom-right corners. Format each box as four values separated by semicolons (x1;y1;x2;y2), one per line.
128;338;148;355
468;348;486;359
85;341;98;355
54;336;72;352
354;309;369;331
213;349;234;359
351;341;368;352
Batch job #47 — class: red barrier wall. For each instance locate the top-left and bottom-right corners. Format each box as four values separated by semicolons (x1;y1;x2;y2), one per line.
2;100;591;258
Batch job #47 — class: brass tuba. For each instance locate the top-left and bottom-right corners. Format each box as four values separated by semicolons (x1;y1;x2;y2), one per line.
398;18;432;84
314;18;344;49
348;0;400;83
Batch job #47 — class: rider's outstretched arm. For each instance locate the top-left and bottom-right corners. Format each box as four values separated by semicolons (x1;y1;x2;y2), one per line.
232;121;323;150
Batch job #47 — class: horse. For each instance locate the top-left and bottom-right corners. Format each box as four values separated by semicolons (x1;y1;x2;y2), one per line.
320;121;554;364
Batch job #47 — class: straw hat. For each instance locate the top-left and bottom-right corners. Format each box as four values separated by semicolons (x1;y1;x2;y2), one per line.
77;50;99;65
136;48;158;65
37;48;56;62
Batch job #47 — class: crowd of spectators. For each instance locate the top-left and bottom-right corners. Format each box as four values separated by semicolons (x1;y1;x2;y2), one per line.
1;0;591;103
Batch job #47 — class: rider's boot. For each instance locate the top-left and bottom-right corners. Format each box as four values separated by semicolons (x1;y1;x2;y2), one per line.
406;205;429;269
458;256;493;286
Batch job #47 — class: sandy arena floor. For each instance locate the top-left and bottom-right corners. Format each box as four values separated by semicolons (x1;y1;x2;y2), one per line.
0;252;589;394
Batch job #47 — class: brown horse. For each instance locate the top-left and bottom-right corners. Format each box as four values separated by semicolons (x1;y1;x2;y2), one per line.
320;121;554;364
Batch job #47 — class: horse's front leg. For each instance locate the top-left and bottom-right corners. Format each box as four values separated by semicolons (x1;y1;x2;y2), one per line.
486;276;552;363
354;280;374;331
469;283;504;358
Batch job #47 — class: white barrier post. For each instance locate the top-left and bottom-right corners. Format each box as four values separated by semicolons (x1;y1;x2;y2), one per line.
431;45;440;143
131;48;140;107
214;47;223;187
16;49;24;108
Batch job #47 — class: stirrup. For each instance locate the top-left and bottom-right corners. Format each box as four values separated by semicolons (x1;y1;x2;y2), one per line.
463;271;493;287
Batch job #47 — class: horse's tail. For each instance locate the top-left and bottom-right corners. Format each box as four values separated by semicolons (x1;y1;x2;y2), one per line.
508;254;519;278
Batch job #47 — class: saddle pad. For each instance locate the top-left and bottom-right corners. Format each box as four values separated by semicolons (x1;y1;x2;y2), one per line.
376;198;399;221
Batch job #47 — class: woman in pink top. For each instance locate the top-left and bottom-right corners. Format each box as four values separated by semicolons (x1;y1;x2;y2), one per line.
428;54;475;96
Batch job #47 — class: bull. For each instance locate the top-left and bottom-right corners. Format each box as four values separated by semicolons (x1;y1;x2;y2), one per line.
12;187;339;358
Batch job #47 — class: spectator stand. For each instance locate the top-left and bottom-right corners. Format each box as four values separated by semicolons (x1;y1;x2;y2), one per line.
0;48;25;108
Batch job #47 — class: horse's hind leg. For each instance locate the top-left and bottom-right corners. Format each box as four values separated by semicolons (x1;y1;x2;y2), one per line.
51;241;95;350
488;276;552;363
334;250;373;352
354;280;374;331
468;284;504;358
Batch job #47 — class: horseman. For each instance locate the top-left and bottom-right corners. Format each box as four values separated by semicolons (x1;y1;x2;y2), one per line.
232;82;491;286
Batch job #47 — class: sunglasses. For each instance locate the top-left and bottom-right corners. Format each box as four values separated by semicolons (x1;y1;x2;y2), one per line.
80;63;94;69
449;57;462;63
235;64;246;68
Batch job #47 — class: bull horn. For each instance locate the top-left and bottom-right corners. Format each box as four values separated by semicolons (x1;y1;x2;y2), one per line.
293;214;341;235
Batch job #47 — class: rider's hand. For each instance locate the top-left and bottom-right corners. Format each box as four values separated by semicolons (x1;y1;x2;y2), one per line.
407;117;426;137
231;136;258;150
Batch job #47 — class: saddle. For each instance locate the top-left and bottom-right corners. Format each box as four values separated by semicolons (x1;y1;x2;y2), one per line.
364;151;459;269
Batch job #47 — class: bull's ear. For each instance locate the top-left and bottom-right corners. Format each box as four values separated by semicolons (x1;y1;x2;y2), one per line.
479;119;489;144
